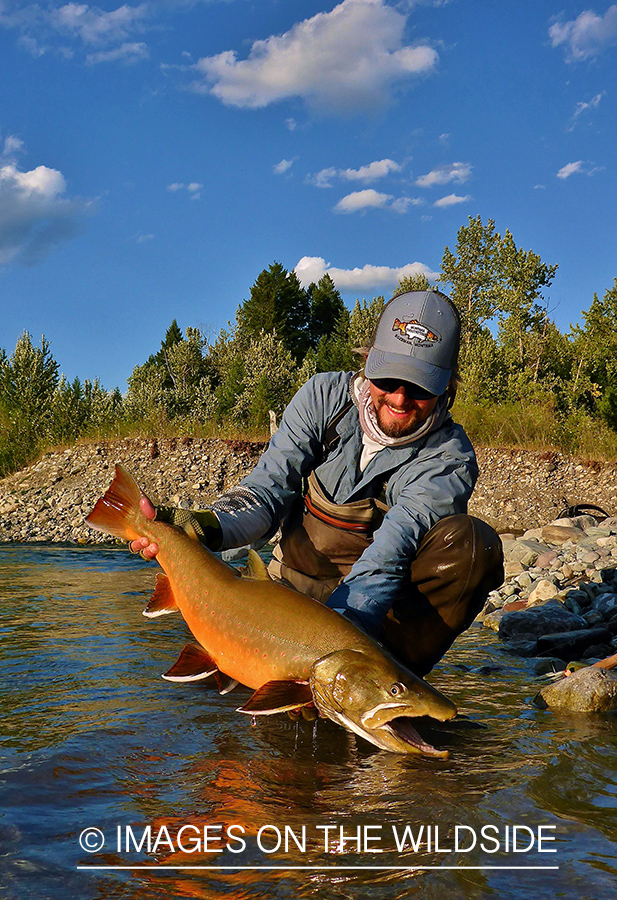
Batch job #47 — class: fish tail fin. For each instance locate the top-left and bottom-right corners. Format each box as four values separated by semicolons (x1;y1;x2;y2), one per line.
86;464;146;542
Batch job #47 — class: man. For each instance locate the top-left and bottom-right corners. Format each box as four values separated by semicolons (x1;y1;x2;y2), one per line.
132;290;504;676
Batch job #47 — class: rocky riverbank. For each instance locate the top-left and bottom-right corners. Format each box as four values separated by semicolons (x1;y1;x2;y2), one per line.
1;438;617;543
481;513;617;665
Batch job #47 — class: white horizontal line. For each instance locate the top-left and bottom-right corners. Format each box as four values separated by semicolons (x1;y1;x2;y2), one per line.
77;865;560;871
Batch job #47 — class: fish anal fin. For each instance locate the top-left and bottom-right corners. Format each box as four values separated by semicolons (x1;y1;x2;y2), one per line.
237;680;313;715
163;644;219;682
144;572;179;618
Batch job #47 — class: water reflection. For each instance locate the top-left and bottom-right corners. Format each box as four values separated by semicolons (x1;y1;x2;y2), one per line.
1;545;617;900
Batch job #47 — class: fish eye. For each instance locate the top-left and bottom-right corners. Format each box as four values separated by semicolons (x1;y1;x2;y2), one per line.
390;682;405;697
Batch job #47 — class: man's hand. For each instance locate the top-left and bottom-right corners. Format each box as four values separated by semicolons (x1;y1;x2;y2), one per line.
129;497;159;559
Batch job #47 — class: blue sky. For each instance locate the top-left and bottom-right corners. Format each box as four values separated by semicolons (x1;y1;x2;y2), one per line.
1;0;616;390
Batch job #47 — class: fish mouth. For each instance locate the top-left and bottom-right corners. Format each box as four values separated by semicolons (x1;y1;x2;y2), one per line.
323;705;451;757
358;701;454;757
379;715;449;759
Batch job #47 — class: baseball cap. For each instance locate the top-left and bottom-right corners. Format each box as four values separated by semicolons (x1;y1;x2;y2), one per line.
364;290;460;396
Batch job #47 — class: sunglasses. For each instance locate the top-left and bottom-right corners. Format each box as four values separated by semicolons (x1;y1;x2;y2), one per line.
370;378;437;401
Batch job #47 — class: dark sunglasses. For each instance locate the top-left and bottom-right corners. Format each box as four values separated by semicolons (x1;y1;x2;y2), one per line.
370;378;437;401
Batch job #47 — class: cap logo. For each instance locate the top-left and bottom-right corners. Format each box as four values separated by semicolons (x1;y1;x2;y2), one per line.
392;318;441;348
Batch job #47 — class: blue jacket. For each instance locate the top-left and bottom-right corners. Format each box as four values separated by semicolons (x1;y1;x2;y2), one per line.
216;371;477;632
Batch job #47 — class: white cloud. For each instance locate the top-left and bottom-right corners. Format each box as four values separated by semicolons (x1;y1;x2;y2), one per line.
3;134;25;157
550;5;617;61
295;256;439;291
433;193;470;208
0;2;149;62
86;40;148;64
416;162;472;188
273;158;294;175
334;189;393;213
557;160;584;179
191;0;438;114
0;161;88;265
307;167;339;188
340;158;401;182
167;181;203;198
556;160;602;179
390;196;424;213
51;3;148;45
569;91;605;129
308;157;402;188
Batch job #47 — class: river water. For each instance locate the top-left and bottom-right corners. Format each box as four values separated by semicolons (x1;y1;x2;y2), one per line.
1;544;616;900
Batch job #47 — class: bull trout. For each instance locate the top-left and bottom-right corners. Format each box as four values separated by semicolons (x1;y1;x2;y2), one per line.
86;465;457;757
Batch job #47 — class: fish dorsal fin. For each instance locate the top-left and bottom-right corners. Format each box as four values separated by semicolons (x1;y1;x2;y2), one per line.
237;680;313;715
143;572;179;618
243;549;271;581
162;644;218;682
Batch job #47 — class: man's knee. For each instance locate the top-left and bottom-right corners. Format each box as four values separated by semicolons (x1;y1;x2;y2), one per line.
383;515;504;674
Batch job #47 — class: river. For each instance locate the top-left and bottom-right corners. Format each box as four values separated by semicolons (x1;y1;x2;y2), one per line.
1;544;616;900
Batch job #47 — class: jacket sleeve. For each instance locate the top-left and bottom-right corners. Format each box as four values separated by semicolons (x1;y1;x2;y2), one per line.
326;433;478;633
212;373;349;549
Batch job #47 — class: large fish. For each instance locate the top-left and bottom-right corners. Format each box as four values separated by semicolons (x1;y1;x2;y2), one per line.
86;465;457;757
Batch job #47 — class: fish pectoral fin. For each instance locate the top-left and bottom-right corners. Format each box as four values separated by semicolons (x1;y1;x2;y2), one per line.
162;644;219;682
242;549;272;581
143;572;179;618
237;680;313;715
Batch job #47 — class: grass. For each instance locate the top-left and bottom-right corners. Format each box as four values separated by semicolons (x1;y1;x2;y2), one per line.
2;402;617;482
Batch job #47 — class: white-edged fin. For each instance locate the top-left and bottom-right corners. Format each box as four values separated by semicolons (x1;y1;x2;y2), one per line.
237;679;313;715
163;644;218;683
215;673;240;695
144;572;179;618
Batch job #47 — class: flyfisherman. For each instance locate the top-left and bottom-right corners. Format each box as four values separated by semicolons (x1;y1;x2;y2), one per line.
132;290;504;677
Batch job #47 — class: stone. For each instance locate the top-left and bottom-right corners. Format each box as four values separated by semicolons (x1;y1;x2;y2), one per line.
536;627;611;659
527;579;560;606
533;657;567;676
541;524;585;544
498;599;586;641
581;644;613;660
534;666;617;712
482;609;507;631
502;637;539;657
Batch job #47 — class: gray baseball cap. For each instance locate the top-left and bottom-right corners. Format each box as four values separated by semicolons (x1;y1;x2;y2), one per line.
364;290;460;396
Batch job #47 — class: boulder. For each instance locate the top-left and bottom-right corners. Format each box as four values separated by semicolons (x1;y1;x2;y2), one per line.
534;666;617;712
498;599;587;641
536;627;612;659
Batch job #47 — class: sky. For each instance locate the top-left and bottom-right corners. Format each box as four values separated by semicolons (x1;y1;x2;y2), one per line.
0;0;616;391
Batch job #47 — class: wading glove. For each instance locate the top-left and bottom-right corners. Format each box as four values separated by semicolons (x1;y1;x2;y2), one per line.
155;506;223;551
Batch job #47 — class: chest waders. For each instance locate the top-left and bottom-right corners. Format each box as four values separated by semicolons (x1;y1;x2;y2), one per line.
268;403;504;676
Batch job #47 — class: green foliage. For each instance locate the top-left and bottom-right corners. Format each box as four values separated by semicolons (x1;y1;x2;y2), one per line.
236;262;311;361
391;273;432;297
348;296;385;349
232;330;298;430
307;274;346;348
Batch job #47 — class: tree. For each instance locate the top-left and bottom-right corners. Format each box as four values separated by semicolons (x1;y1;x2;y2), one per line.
347;297;385;349
391;273;432;298
0;332;59;474
233;331;298;430
307;274;346;348
569;279;617;427
236;262;311;361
